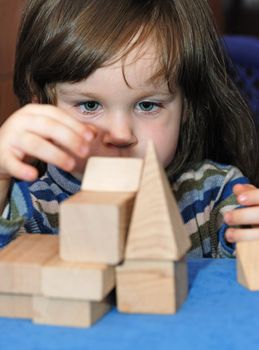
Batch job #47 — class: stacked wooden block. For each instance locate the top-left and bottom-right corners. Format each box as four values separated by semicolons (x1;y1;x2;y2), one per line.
0;141;191;327
116;142;191;314
0;234;115;327
236;240;259;291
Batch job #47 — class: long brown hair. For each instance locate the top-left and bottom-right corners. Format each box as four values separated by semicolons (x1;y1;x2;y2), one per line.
14;0;259;184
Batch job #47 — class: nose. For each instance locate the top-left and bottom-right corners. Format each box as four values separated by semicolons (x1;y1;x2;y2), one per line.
102;114;137;148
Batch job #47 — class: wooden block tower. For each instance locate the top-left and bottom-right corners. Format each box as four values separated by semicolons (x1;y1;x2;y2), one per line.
37;156;143;326
116;142;191;314
236;240;259;290
0;141;191;326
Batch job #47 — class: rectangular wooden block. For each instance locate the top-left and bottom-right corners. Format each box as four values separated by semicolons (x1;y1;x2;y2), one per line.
116;259;188;314
33;295;112;328
42;255;115;301
0;293;32;319
0;234;58;294
81;157;143;192
236;240;259;290
60;191;135;264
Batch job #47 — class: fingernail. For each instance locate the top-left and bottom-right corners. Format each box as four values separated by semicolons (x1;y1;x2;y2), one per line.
238;194;247;203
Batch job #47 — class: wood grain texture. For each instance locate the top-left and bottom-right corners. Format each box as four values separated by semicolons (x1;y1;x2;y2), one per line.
42;255;115;301
60;191;135;264
33;295;112;328
125;141;191;261
0;293;32;319
81;157;143;192
116;258;188;314
236;240;259;290
0;234;58;294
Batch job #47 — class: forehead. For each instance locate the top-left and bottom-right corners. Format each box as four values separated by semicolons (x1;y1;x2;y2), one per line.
57;42;168;96
101;42;165;89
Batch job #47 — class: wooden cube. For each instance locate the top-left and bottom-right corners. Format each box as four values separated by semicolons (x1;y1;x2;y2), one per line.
60;191;135;264
81;157;143;192
116;259;188;314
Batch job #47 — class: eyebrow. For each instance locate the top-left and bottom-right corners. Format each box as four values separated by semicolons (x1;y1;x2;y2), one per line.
57;86;174;99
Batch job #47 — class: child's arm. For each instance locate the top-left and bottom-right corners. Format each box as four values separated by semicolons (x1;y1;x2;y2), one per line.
224;184;259;243
0;103;95;182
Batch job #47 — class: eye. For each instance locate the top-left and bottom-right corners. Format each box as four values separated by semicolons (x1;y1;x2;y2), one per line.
138;101;158;112
135;101;164;115
78;101;101;113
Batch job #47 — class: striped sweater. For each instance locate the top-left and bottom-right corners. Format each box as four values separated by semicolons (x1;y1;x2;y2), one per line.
0;160;249;258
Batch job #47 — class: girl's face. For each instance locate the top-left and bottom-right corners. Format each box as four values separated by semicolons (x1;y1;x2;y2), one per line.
56;44;184;176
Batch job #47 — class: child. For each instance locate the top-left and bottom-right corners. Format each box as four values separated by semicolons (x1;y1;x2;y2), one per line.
0;0;258;257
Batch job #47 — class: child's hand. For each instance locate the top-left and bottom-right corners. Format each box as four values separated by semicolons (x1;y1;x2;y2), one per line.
0;104;96;181
224;184;259;243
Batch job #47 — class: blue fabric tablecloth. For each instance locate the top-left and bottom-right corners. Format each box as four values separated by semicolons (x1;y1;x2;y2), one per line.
1;259;259;350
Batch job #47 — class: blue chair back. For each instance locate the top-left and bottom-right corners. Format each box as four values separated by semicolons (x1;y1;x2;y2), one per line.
223;35;259;124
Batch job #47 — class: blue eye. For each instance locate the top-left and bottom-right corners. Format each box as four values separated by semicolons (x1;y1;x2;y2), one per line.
138;101;157;111
79;101;100;112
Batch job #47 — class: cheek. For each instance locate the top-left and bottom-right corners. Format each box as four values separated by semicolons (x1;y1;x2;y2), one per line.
154;132;179;167
142;120;181;167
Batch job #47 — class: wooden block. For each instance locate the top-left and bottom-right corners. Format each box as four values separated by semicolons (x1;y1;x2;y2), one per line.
0;293;32;319
0;234;58;294
33;295;112;328
125;141;191;261
60;191;135;264
236;240;259;290
116;258;188;314
81;157;143;192
42;255;115;301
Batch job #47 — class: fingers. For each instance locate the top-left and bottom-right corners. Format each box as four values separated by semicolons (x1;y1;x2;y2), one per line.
225;227;259;243
12;117;91;160
224;207;259;226
14;133;77;170
1;137;76;181
224;184;259;244
3;156;38;181
22;104;97;141
232;183;256;196
233;184;259;206
0;104;98;181
13;104;97;155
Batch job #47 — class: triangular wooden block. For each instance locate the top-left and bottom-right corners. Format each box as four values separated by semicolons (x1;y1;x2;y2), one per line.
125;141;191;261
